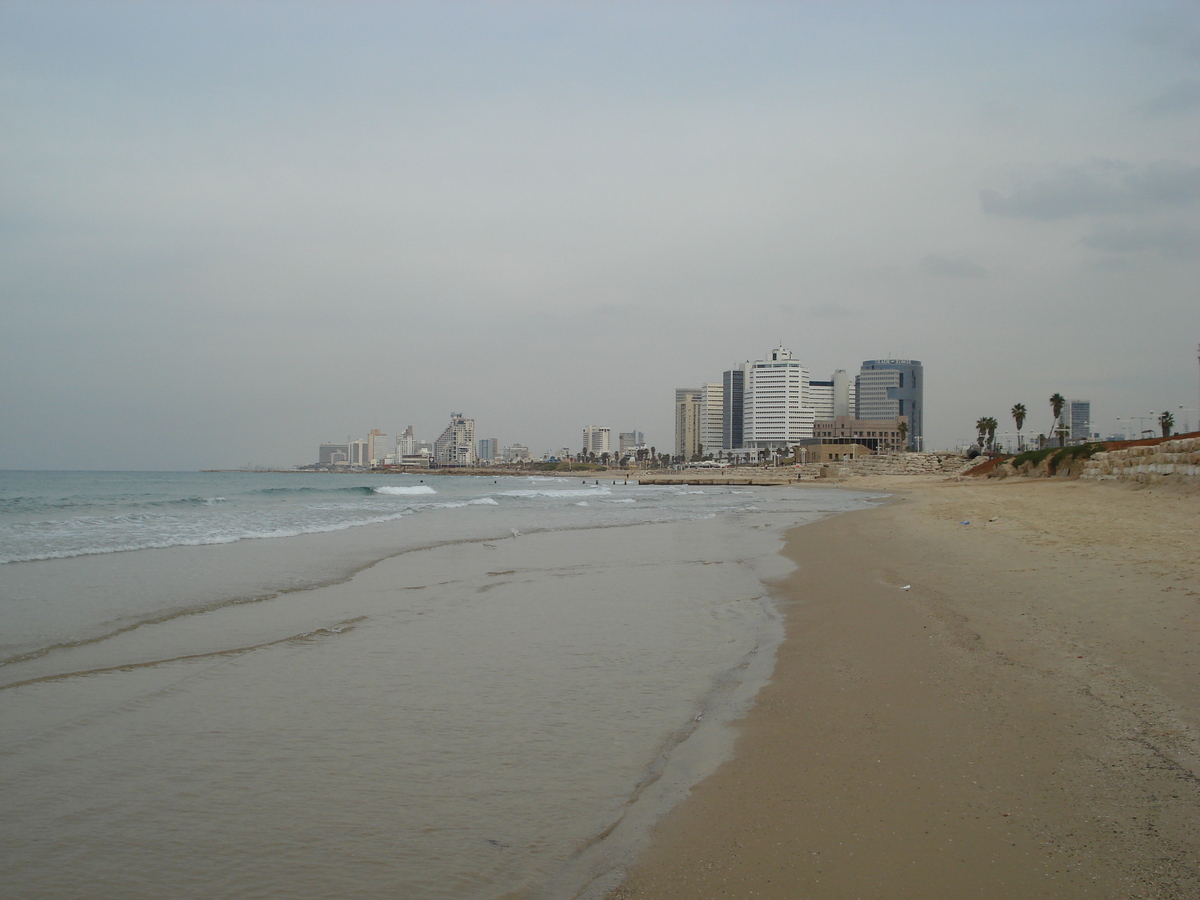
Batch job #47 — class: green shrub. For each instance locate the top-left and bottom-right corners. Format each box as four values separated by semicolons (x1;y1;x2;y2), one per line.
1011;442;1103;475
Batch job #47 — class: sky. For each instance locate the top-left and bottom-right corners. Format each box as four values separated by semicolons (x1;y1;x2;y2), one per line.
2;1;1198;469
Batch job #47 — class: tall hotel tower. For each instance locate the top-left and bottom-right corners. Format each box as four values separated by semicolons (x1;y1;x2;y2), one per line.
582;425;611;455
857;360;923;450
743;346;814;450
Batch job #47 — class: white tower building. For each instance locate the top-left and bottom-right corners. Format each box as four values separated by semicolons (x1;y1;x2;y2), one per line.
396;426;416;457
743;346;813;450
582;426;611;456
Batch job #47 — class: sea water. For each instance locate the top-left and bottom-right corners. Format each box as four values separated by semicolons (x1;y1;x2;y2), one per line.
0;470;880;899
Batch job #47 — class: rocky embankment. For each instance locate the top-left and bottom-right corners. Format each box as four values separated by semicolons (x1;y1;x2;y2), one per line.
986;435;1200;486
634;453;973;485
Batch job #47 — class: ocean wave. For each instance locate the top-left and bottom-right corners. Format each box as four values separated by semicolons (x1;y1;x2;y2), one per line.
0;494;232;512
500;487;612;499
256;485;378;496
439;498;499;508
0;511;415;565
374;486;438;496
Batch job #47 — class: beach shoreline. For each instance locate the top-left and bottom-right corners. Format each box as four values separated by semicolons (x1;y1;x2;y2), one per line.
608;477;1200;898
3;473;884;900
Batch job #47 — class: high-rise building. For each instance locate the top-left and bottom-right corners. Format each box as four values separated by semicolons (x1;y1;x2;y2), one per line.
502;443;530;461
857;359;923;450
831;369;855;417
582;426;611;456
366;429;388;466
808;380;835;422
743;346;813;450
618;431;645;454
477;437;498;462
722;363;748;450
346;439;369;467
700;382;723;456
1067;400;1091;442
810;371;856;425
396;426;416;457
318;443;348;466
434;413;476;466
675;388;702;460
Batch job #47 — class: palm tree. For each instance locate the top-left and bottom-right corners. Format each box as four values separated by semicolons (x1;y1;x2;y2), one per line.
975;416;989;452
897;420;909;451
1011;403;1027;451
1160;410;1175;438
985;417;998;452
1049;393;1066;446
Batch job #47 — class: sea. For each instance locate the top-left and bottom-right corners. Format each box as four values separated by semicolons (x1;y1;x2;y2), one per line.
0;470;881;899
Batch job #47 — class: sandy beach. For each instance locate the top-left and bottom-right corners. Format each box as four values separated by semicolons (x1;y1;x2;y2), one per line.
609;476;1200;899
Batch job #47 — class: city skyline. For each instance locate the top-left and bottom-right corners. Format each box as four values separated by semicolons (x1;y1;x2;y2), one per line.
2;2;1197;470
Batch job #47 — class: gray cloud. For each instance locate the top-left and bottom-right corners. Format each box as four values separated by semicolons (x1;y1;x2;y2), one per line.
2;3;1197;467
980;161;1200;220
1137;80;1200;117
1081;223;1200;260
808;303;856;318
921;255;986;278
1134;8;1200;61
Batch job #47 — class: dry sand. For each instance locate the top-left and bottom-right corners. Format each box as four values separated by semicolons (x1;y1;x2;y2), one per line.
609;476;1199;899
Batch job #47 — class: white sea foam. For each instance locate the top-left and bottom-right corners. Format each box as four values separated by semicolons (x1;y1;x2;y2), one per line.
374;485;438;496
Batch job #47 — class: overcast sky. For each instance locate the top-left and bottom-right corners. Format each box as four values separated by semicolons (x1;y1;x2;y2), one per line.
3;1;1198;469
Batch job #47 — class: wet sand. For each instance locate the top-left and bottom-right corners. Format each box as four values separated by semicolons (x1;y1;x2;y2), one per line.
609;478;1200;899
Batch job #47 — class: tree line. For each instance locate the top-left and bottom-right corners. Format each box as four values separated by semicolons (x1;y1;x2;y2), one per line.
976;394;1177;454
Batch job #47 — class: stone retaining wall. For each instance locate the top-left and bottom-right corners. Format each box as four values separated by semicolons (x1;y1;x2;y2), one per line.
800;452;973;479
1078;437;1200;485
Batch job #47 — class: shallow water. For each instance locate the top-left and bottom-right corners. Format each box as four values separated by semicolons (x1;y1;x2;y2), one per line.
0;471;880;899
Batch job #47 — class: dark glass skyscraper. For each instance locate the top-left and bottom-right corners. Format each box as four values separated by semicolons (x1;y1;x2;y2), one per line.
722;364;746;450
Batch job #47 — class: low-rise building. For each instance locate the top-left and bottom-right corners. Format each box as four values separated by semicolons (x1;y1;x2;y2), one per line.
804;443;873;463
811;416;909;454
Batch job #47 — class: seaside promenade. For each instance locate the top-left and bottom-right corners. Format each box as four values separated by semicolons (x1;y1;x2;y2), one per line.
609;473;1200;899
